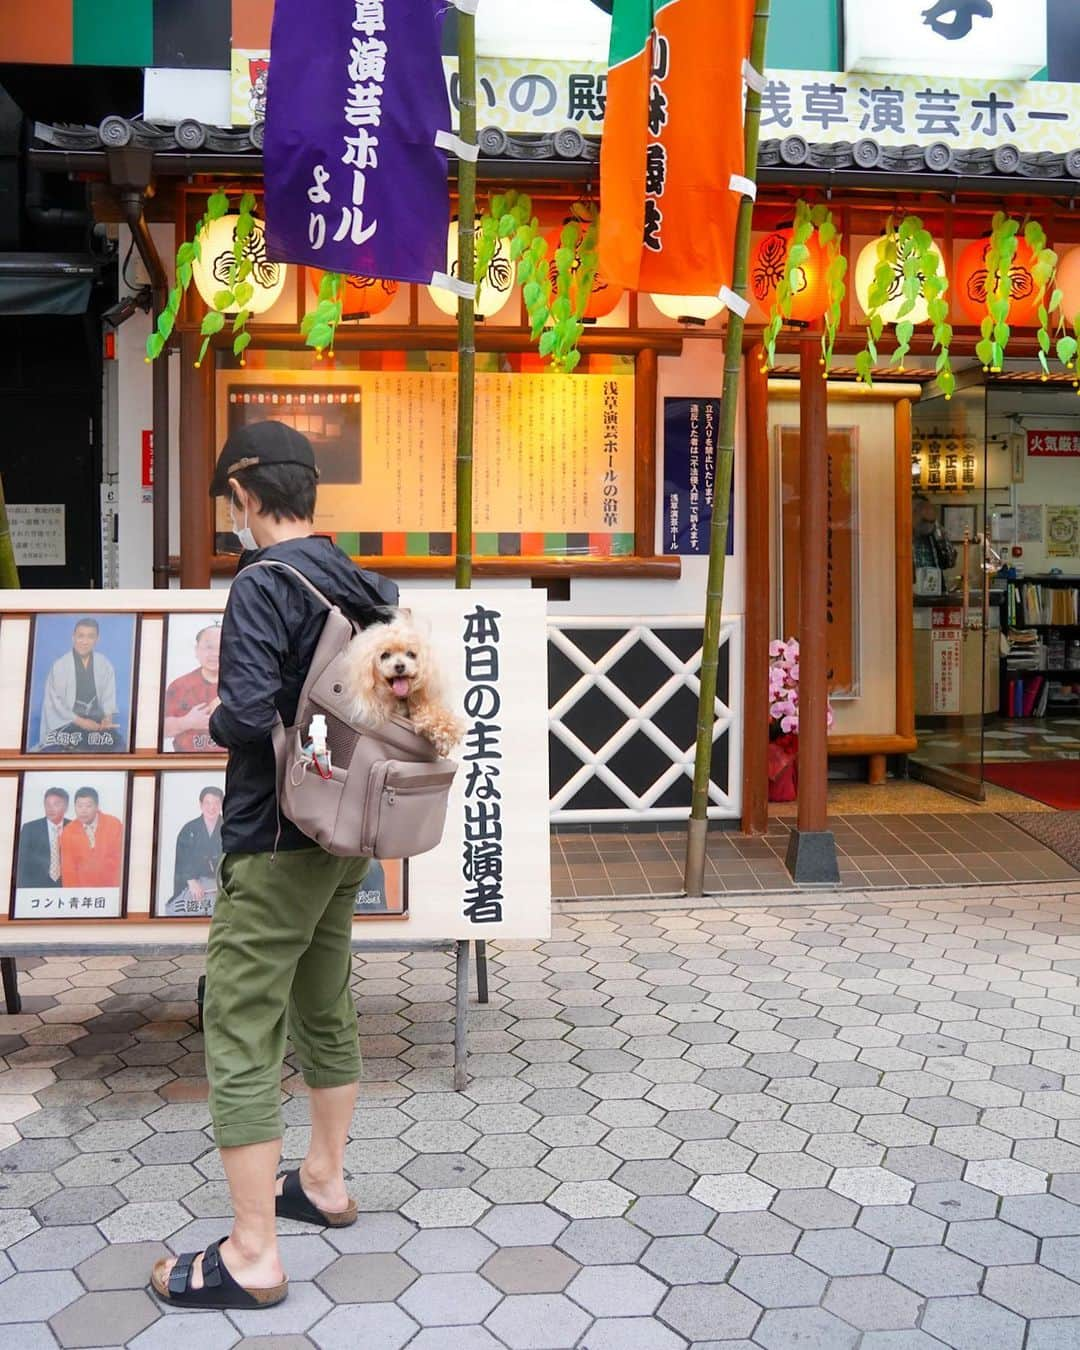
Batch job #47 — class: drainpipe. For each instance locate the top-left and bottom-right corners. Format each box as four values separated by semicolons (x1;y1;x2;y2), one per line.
107;146;170;590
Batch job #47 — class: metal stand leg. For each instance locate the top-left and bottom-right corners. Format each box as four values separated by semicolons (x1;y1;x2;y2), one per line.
475;940;489;1004
1;957;21;1015
453;940;470;1092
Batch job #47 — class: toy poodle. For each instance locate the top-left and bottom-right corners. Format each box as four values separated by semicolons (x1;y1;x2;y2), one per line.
339;613;464;759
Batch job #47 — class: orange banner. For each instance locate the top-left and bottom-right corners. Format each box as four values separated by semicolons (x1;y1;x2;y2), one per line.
600;0;755;296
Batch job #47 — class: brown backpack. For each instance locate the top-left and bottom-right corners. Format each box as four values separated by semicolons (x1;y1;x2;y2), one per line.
248;562;458;860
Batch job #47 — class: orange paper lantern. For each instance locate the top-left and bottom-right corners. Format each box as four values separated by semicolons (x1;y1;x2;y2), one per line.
1053;246;1080;324
544;221;623;322
309;269;398;319
751;228;829;322
956;237;1039;328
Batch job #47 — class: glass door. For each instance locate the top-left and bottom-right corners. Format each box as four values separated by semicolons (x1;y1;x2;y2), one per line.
909;381;994;800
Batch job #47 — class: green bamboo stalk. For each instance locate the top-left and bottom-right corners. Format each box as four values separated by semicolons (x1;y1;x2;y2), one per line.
0;475;20;589
684;0;771;897
454;8;478;591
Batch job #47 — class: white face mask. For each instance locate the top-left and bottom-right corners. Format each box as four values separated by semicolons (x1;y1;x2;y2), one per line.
230;498;258;553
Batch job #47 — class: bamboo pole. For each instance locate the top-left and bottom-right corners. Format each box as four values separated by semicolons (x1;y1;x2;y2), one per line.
684;1;771;897
0;475;20;589
454;7;477;592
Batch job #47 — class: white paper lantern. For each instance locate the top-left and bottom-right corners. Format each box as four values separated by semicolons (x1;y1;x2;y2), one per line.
191;214;287;315
854;235;946;327
428;219;514;319
649;293;725;324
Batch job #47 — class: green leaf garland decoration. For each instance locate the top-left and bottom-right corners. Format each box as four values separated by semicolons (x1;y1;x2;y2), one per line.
762;200;845;378
476;189;537;311
300;271;344;359
146;187;227;365
518;201;600;372
856;216;954;398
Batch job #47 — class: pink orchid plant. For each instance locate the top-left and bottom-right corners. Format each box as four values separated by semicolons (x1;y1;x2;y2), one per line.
769;637;835;736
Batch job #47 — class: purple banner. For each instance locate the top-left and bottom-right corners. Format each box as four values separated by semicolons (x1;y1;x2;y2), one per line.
264;0;451;285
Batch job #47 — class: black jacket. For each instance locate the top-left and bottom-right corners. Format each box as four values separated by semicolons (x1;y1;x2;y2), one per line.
209;537;398;854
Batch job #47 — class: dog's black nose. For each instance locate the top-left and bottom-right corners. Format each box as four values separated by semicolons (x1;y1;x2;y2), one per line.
393;660;406;674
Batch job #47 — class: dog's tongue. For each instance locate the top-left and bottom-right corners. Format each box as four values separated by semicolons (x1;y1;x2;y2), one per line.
392;677;410;699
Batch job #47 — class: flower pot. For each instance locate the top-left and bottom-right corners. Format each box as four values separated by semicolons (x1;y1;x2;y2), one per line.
767;732;799;802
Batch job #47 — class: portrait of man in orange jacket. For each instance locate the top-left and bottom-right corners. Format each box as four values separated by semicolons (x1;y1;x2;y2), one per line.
60;786;124;889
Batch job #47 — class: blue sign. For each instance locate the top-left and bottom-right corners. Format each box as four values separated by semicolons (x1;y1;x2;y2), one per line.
662;397;733;556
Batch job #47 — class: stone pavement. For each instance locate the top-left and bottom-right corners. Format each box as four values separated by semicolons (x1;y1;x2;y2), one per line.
3;880;1080;1347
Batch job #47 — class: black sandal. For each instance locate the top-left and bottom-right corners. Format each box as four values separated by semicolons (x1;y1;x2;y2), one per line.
150;1237;288;1310
275;1168;358;1228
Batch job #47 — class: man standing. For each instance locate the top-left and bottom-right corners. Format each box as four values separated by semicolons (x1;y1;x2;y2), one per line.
163;625;224;753
16;787;70;888
60;787;124;888
166;786;225;916
150;421;397;1312
38;618;125;752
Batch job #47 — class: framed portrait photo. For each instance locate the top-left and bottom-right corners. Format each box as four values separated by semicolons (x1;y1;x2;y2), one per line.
24;613;138;754
355;858;408;917
12;771;131;920
155;770;226;918
160;614;226;754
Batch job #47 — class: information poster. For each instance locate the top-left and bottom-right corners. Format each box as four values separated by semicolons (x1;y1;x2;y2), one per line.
778;427;859;698
662;397;733;557
8;504;65;567
1047;506;1080;559
931;630;962;715
1017;505;1044;544
219;371;636;555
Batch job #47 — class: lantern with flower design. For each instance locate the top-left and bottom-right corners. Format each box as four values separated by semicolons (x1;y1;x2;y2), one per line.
309;269;398;319
543;210;623;322
428;218;514;319
191;213;287;314
956;236;1040;328
751;227;829;322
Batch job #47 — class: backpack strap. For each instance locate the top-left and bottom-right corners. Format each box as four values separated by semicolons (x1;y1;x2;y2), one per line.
243;559;337;612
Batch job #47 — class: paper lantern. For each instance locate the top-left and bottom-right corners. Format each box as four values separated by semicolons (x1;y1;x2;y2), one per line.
428;219;513;319
191;214;287;315
751;228;828;322
1053;246;1080;324
854;235;947;326
649;293;725;324
543;224;623;321
309;269;398;319
956;236;1040;328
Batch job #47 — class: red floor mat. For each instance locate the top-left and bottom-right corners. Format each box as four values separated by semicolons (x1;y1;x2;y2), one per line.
978;760;1080;810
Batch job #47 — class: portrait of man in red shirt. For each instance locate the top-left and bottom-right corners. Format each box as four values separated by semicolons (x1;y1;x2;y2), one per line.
162;623;225;753
60;787;124;889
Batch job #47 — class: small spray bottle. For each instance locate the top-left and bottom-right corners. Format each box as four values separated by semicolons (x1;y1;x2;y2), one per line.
308;713;332;778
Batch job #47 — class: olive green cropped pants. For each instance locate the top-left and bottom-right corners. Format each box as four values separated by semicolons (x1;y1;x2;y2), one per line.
203;848;369;1149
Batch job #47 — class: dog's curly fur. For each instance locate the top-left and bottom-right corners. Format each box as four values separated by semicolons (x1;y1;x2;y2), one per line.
338;613;464;759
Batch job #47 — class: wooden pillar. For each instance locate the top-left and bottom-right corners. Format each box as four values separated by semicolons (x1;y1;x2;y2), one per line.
894;398;915;746
785;342;839;884
178;333;214;588
741;345;770;835
868;753;887;786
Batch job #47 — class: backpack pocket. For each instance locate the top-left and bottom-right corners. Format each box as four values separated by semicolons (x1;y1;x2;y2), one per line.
361;758;458;859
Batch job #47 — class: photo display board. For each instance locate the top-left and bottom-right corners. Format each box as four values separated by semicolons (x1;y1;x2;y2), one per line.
0;588;551;948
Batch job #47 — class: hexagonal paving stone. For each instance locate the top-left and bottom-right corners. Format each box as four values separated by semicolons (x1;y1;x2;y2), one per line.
309;1300;418;1350
982;1264;1080;1319
729;1253;828;1308
480;1245;578;1294
484;1292;591;1349
887;1244;982;1296
754;1307;859;1350
641;1234;735;1286
399;1227;495;1274
912;1181;1000;1222
999;1193;1080;1237
316;1252;417;1303
49;1290;158;1348
127;1312;239;1349
657;1283;761;1343
9;1223;105;1271
574;1317;685;1350
920;1295;1027;1350
400;1187;489;1229
770;1187;858;1230
0;1270;83;1324
709;1210;799;1255
33;1184;123;1226
398;1272;502;1326
556;1217;650;1265
627;1194;713;1236
796;1227;889;1276
823;1275;923;1331
829;1167;913;1206
690;1174;776;1213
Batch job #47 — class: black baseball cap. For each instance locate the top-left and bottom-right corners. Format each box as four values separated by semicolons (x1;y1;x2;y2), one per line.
209;420;319;497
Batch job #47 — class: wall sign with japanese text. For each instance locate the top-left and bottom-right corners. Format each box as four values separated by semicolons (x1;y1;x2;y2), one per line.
1027;429;1080;457
7;504;66;568
662;398;733;558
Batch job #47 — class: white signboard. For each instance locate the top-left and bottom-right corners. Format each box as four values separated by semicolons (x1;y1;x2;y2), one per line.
8;504;66;567
845;0;1047;81
931;629;963;714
